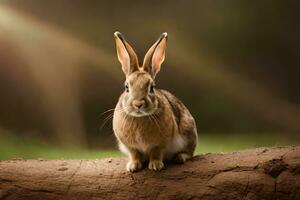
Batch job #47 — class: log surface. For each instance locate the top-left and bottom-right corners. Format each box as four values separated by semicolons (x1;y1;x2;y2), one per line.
0;146;299;200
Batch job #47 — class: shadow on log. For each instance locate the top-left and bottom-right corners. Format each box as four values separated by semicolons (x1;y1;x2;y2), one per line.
0;146;299;200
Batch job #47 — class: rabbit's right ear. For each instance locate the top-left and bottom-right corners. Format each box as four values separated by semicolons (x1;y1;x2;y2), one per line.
114;32;139;76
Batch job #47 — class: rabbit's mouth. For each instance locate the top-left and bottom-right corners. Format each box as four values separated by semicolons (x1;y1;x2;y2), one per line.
128;108;156;117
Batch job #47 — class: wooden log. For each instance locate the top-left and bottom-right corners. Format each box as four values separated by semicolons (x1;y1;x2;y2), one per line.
0;146;299;200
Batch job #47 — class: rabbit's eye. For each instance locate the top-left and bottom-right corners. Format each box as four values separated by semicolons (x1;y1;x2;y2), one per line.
150;85;155;93
125;84;129;92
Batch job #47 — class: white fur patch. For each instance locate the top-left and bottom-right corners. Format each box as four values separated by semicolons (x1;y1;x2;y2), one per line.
172;134;187;152
118;139;153;156
164;134;187;159
119;143;129;155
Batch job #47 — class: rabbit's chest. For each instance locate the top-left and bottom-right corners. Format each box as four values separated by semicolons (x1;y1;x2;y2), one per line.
115;118;167;153
130;131;156;153
124;125;163;152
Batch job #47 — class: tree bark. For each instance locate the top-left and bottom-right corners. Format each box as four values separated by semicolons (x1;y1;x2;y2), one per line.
0;146;299;200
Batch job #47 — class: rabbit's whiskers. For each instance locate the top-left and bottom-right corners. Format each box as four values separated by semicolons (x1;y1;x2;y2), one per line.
99;106;128;132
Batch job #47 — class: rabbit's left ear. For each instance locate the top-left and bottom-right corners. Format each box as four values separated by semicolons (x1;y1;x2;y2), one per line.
143;32;167;78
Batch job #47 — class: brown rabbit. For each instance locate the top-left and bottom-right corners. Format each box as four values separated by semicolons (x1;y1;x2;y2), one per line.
112;32;197;172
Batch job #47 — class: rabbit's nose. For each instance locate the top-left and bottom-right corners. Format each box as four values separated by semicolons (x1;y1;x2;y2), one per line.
133;100;145;109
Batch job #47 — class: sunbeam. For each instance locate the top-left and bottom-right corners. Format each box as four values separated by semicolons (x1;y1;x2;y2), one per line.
0;5;117;147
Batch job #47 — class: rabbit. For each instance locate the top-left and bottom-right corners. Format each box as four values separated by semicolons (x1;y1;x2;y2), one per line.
112;31;198;172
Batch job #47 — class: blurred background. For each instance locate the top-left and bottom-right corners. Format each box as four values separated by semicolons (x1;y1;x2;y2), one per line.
0;0;299;159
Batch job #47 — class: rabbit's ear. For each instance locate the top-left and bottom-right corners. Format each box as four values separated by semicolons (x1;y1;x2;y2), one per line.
143;32;167;78
114;32;139;76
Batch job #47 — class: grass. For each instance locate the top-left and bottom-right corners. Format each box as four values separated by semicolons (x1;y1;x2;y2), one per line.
0;132;298;160
197;133;299;153
0;133;121;160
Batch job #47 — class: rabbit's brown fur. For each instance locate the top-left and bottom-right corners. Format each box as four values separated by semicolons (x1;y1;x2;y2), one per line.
112;32;197;172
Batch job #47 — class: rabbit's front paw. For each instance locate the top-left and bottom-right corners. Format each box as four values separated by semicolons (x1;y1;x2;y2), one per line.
126;160;143;172
148;160;164;171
